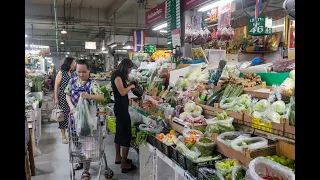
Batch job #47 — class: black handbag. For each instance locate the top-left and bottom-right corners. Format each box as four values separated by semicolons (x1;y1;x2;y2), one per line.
132;85;144;98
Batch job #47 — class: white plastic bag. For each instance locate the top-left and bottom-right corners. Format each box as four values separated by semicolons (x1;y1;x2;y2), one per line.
245;157;295;180
74;97;97;137
129;107;142;125
217;131;251;147
231;137;268;152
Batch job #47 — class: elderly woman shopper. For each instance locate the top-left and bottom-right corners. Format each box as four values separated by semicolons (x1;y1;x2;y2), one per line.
65;59;104;180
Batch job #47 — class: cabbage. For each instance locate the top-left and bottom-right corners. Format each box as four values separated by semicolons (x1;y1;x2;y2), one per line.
271;101;286;115
252;111;263;119
238;94;252;106
254;99;270;112
179;112;190;120
184;101;196;112
233;104;246;113
192;105;203;116
266;111;281;123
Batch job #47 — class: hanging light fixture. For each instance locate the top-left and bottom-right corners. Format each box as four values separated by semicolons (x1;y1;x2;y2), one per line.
61;26;67;34
60;41;64;45
123;35;132;49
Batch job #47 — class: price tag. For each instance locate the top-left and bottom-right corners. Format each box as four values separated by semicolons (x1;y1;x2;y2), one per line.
252;118;273;133
184;171;192;180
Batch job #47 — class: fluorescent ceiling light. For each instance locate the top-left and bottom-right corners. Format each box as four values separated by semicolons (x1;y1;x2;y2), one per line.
25;44;29;47
67;52;70;54
207;24;218;28
25;34;27;37
65;55;68;57
123;46;132;50
60;41;64;45
153;23;167;31
110;44;117;48
198;0;234;12
167;42;172;44
160;30;168;33
47;60;52;63
61;30;67;34
272;24;285;28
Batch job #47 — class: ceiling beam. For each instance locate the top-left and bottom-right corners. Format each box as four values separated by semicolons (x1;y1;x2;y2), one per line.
105;0;128;20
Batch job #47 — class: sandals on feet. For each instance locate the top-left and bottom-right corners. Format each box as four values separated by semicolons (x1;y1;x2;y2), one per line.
121;164;137;173
81;171;90;180
73;163;83;170
115;158;132;164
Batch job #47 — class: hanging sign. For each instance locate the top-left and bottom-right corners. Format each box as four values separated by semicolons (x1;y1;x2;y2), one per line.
171;29;181;47
209;7;219;23
145;1;166;28
85;41;97;50
218;2;231;28
184;0;206;11
248;16;272;36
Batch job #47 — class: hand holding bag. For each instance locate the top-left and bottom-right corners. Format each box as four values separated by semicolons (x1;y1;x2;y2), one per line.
51;105;65;122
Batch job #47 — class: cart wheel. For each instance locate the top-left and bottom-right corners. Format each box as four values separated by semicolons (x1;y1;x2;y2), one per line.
104;169;114;179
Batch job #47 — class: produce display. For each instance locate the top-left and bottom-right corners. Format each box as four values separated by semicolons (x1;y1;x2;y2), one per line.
265;155;295;173
123;48;295;180
156;130;178;146
217;131;251;147
134;130;155;148
194;137;216;157
97;85;112;106
215;159;238;176
231;137;268;152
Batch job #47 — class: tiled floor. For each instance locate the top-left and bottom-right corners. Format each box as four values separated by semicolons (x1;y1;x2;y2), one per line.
32;93;140;180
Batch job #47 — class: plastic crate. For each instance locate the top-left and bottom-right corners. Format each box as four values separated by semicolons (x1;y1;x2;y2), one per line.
161;143;174;159
107;116;136;136
197;165;219;180
147;135;156;147
155;138;162;151
171;147;179;163
175;147;224;178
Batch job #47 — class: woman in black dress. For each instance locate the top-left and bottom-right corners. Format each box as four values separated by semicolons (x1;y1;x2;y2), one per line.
111;58;137;173
54;57;76;144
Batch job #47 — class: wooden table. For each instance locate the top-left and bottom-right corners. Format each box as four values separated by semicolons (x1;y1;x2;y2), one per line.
27;122;35;176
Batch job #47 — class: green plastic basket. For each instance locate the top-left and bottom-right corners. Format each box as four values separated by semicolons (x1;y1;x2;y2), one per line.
107;116;136;137
239;72;289;86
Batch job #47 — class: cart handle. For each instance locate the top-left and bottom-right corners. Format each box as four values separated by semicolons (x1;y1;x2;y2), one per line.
69;111;107;115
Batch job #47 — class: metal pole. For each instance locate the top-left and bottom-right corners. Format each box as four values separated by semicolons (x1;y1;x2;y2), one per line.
53;0;59;55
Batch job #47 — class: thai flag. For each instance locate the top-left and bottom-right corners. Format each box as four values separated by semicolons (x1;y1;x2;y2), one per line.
132;30;146;52
254;0;262;28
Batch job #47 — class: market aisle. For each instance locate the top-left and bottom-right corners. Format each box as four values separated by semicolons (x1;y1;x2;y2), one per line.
32;94;140;180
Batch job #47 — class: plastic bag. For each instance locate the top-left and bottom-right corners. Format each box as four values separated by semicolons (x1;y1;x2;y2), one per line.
215;158;239;175
231;137;268;152
245;157;295;180
194;137;216;157
183;128;204;139
220;97;239;109
198;167;224;180
74;97;97;137
138;124;163;134
217;131;251;147
129;107;142;125
232;165;248;180
204;119;235;136
176;141;201;162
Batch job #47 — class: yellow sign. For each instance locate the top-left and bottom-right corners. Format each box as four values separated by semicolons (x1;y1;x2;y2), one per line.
252;118;273;133
25;56;28;63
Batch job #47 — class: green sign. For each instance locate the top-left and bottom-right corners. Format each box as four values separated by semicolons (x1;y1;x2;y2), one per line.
248;16;272;36
144;44;156;55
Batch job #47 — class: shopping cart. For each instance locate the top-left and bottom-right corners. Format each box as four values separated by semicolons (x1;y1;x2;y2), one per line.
68;110;114;180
